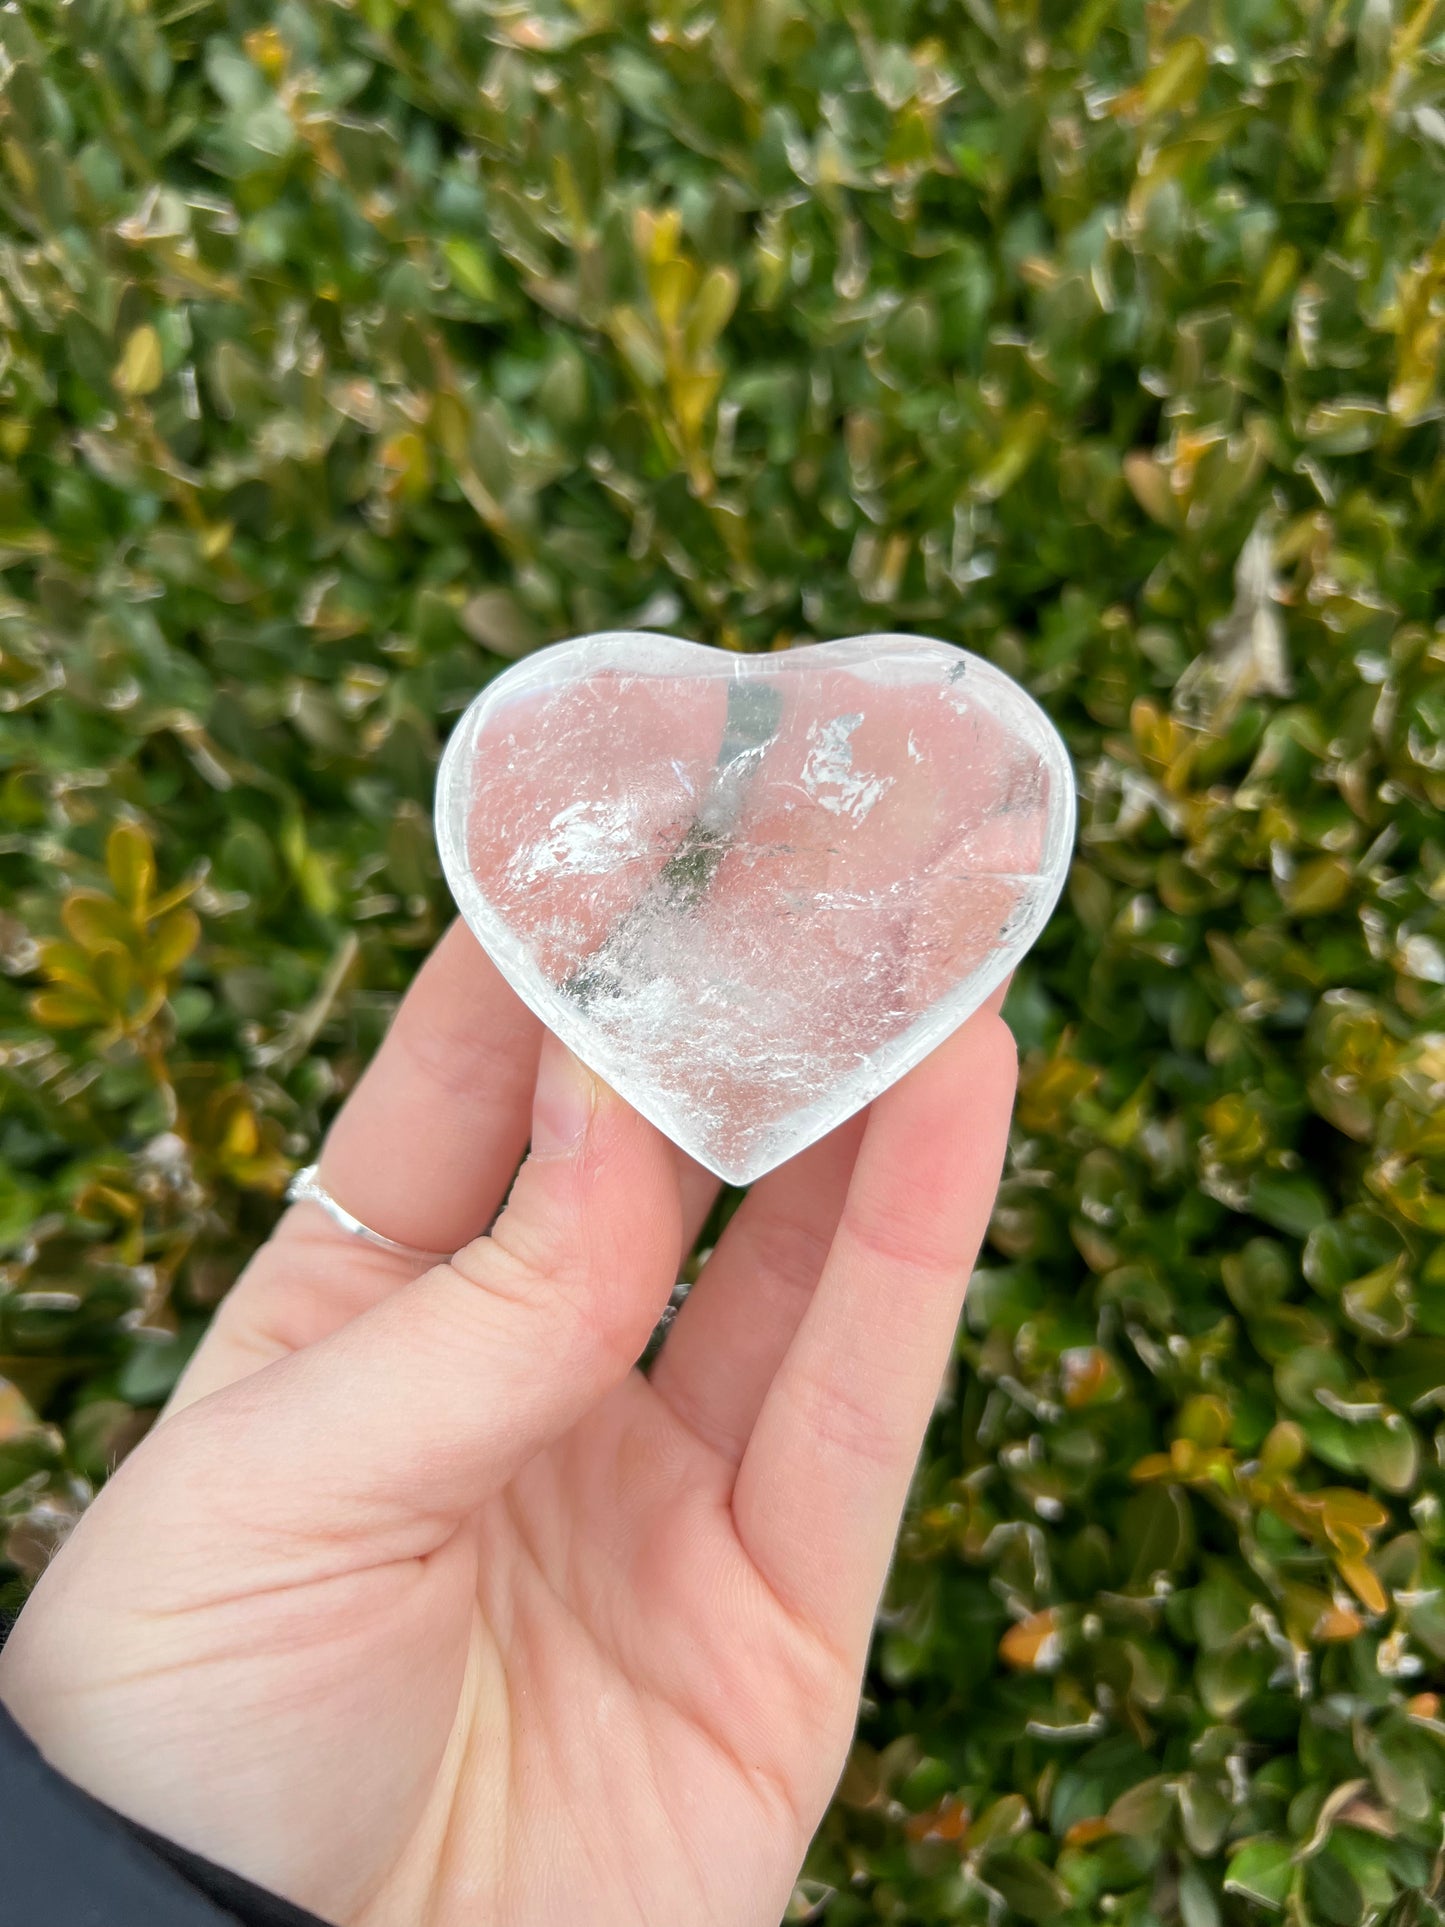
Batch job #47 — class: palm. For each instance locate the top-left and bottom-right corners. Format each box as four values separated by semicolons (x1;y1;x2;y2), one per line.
453;1381;840;1927
0;927;1015;1927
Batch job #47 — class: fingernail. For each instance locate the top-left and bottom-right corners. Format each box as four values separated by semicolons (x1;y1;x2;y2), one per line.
531;1037;597;1158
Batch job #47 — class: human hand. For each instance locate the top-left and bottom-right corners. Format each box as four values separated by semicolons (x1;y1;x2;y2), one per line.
0;923;1017;1927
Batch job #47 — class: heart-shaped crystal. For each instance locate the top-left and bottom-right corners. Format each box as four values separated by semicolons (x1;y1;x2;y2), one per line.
436;633;1074;1184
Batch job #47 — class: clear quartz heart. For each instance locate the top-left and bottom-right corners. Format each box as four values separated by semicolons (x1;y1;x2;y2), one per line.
436;632;1075;1185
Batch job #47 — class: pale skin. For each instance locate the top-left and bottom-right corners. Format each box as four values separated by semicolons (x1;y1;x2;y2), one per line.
0;923;1017;1927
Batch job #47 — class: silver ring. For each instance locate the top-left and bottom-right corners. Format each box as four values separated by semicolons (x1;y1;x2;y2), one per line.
285;1164;454;1264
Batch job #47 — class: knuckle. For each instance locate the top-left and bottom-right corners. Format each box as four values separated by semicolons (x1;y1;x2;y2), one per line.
842;1194;963;1280
787;1361;900;1473
448;1218;654;1374
392;995;527;1107
445;1231;552;1314
738;1206;833;1305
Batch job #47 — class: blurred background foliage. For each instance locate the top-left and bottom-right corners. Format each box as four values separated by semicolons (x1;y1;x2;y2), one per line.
1;0;1444;1919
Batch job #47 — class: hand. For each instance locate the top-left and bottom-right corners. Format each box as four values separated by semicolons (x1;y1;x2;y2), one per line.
0;923;1017;1927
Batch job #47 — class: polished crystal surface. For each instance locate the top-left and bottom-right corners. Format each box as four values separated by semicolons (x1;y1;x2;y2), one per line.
436;633;1075;1184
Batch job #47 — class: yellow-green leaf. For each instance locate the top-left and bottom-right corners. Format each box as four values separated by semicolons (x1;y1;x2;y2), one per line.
670;368;722;440
1336;1553;1388;1616
1123;450;1178;527
441;237;496;303
113;323;164;398
38;939;102;991
106;822;156;909
1284;855;1352;916
31;986;107;1028
684;266;739;357
89;946;135;1009
607;307;665;387
148;906;201;976
1139;36;1208;118
0;1376;39;1442
62;890;133;953
648;255;694;332
973;406;1049;502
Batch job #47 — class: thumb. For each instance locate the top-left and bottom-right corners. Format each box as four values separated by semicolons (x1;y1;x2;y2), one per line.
189;1034;684;1537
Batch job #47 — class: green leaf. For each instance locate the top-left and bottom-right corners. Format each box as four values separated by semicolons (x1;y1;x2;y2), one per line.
116;1330;200;1405
1178;1775;1233;1856
985;1851;1072;1922
1340;1261;1411;1342
1198;1644;1270;1720
970;1793;1032;1851
1250;1172;1331;1237
1224;1838;1294;1911
1179;1861;1222;1927
1119;1482;1194;1589
1105;1773;1172;1837
459;589;543;659
1304;1849;1365;1927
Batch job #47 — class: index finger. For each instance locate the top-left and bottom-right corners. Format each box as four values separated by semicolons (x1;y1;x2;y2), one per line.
170;922;544;1411
312;918;542;1255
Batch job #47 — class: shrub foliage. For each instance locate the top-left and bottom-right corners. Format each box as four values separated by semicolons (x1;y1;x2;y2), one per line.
2;0;1444;1920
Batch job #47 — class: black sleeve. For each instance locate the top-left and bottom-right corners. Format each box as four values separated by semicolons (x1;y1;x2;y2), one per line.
0;1698;332;1927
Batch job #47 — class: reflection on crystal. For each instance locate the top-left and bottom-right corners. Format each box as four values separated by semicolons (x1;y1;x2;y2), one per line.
436;633;1075;1184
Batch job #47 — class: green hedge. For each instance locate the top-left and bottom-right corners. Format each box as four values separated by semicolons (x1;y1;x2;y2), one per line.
2;0;1444;1919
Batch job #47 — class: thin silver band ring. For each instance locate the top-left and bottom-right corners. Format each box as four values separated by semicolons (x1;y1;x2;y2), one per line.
285;1164;454;1265
287;1165;689;1352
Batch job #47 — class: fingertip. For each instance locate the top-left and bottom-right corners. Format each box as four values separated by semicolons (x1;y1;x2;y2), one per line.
873;1000;1017;1135
982;971;1014;1019
512;1033;684;1291
974;1005;1020;1094
530;1033;600;1159
838;1008;1017;1268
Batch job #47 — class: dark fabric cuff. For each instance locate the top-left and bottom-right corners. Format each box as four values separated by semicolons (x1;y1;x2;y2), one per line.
0;1696;331;1927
